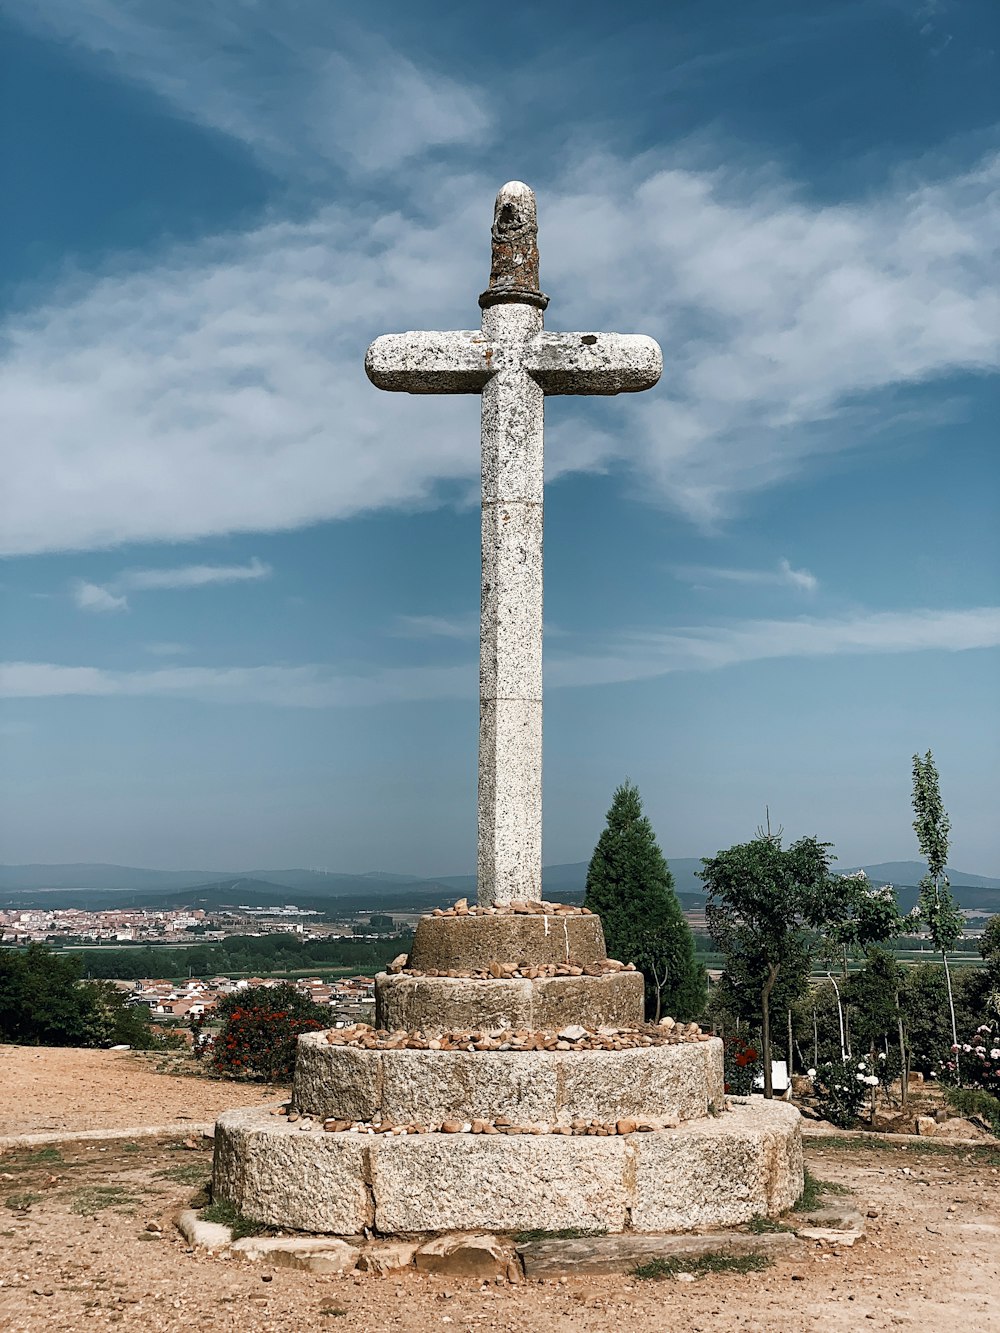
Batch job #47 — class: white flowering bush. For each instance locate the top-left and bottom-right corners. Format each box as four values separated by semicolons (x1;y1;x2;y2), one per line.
814;1054;880;1128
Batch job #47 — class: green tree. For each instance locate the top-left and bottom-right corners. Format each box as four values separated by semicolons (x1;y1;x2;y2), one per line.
911;751;963;1058
700;833;840;1097
0;944;95;1045
584;781;704;1022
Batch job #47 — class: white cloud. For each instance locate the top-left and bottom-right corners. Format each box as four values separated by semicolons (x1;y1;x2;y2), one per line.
548;606;1000;687
1;4;491;178
71;559;270;613
1;144;996;556
4;607;996;706
72;580;129;613
0;660;474;709
120;557;271;591
142;642;193;656
674;558;818;593
390;615;478;640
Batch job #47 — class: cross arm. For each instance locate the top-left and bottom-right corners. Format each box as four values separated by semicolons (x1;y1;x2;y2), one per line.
365;331;494;394
524;332;662;396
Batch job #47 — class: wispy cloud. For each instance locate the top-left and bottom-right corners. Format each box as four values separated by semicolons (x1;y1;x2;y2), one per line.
71;559;271;612
674;558;818;593
548;606;1000;687
2;4;491;179
72;581;129;614
0;660;475;709
5;607;996;706
389;614;478;640
142;642;193;656
120;557;271;591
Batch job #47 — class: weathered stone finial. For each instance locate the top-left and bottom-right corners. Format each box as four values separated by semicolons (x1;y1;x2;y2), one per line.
478;180;549;311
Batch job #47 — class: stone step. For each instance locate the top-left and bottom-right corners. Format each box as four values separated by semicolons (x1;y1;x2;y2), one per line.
212;1098;803;1237
407;911;607;971
375;969;644;1033
292;1032;724;1126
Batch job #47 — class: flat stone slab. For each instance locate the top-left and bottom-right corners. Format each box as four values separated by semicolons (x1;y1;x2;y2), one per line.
516;1228;804;1277
213;1098;802;1236
375;970;644;1033
407;912;607;970
230;1236;360;1273
293;1031;724;1125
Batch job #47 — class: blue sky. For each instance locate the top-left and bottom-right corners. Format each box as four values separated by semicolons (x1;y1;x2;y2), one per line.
1;0;997;876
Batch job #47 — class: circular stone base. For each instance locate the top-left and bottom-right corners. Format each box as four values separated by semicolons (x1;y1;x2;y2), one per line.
292;1031;725;1125
212;1099;803;1236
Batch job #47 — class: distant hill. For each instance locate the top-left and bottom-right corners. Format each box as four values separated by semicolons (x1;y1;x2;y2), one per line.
840;862;1000;891
1;858;996;915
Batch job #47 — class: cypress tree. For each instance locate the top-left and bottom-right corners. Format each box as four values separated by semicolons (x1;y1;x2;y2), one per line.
584;780;705;1021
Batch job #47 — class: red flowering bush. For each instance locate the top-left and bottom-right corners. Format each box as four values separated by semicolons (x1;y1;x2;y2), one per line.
723;1035;760;1096
212;983;325;1082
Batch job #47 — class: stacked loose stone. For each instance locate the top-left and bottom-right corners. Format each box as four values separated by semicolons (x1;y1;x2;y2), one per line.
213;183;802;1237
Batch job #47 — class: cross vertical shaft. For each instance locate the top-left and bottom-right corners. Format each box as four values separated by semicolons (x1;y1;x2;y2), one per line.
478;302;545;905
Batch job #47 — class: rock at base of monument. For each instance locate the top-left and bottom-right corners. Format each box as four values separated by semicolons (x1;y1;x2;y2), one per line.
516;1228;804;1277
374;970;644;1034
212;1099;802;1237
407;912;607;971
292;1031;725;1126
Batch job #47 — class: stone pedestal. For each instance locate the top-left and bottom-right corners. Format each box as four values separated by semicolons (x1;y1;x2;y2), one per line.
212;907;803;1237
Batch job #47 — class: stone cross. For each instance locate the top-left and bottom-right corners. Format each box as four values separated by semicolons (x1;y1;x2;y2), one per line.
366;182;662;905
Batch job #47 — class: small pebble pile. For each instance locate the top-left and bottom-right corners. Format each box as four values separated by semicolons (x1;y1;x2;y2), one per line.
426;897;590;917
323;1020;708;1052
388;959;635;979
272;1108;684;1136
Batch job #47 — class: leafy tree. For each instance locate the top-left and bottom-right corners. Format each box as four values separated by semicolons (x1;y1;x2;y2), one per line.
912;751;963;1058
0;945;164;1049
700;833;841;1097
0;945;95;1045
584;781;705;1021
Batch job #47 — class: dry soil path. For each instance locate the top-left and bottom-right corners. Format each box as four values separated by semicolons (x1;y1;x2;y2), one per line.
0;1045;286;1135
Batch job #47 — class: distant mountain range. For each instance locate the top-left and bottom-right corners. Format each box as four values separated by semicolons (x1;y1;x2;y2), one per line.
0;858;997;914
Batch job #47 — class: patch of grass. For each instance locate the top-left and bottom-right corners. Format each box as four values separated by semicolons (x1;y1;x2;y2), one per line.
121;1142;142;1154
70;1186;134;1215
514;1226;608;1243
793;1168;852;1211
4;1193;41;1212
814;1134;1000;1165
3;1147;64;1173
199;1200;266;1240
944;1087;1000;1135
746;1214;794;1234
634;1253;772;1280
155;1162;212;1185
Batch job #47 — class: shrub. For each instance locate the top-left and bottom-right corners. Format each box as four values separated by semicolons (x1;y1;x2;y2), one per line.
723;1035;761;1096
940;1020;1000;1096
813;1054;879;1128
211;984;325;1082
943;1086;1000;1135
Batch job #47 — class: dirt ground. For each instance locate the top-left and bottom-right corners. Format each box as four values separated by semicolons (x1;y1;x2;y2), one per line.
0;1046;287;1135
0;1051;998;1332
